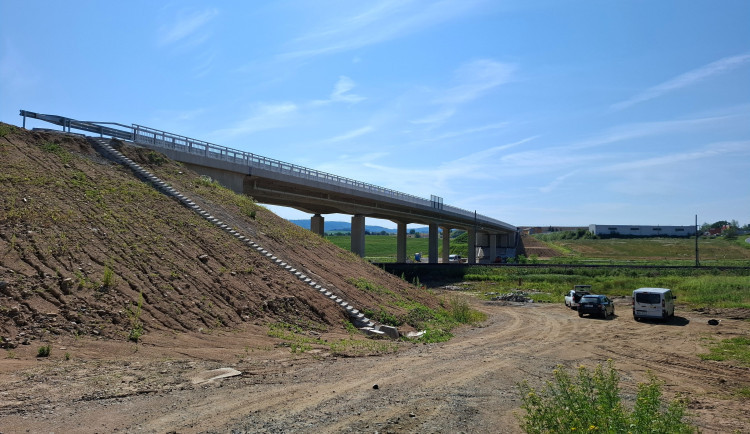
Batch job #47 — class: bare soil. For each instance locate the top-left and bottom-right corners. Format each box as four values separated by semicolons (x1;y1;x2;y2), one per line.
1;125;749;433
1;297;749;433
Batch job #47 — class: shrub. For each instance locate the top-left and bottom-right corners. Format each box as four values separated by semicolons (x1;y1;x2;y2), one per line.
518;361;694;433
37;345;51;357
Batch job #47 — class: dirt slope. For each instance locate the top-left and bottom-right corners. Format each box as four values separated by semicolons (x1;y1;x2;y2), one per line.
0;124;437;347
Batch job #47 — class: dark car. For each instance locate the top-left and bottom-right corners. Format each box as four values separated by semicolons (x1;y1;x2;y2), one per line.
578;295;614;318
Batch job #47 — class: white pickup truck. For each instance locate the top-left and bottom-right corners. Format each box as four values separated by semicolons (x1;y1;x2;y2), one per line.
564;285;592;309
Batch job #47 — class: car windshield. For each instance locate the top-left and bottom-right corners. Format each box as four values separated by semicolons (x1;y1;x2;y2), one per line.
580;296;600;303
635;293;661;304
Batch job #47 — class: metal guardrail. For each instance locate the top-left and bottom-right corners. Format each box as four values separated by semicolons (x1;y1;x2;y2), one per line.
19;110;515;230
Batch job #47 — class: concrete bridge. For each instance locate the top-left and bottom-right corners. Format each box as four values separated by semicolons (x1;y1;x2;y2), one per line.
20;110;518;263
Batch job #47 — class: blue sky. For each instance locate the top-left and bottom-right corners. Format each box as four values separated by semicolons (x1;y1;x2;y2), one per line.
2;0;749;229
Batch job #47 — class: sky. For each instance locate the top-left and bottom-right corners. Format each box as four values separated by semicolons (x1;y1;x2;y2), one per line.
2;0;749;229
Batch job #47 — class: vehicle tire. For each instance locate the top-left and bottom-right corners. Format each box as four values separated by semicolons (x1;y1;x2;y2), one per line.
633;315;639;321
578;312;583;318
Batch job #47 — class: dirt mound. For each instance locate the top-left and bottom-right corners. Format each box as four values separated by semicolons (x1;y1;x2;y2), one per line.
518;234;561;258
0;124;438;347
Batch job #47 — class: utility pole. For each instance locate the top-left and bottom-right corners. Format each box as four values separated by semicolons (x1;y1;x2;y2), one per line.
695;214;700;267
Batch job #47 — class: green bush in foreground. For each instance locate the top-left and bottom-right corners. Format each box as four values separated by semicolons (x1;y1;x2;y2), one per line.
518;361;694;433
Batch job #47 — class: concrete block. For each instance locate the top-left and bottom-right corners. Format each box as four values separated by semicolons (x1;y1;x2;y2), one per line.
376;325;399;339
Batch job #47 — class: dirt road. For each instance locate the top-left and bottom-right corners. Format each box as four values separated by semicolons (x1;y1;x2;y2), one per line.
1;296;748;433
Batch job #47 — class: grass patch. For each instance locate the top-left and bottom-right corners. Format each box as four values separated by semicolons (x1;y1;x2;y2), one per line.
461;266;750;309
40;141;73;164
699;336;750;366
0;123;19;137
518;361;695;433
267;322;398;355
327;235;430;261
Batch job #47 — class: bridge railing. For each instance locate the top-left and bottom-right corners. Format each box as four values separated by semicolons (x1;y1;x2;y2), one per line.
20;110;513;230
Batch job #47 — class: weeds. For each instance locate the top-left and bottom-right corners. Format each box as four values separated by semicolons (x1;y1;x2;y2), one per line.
127;292;145;342
517;361;694;433
0;123;19;137
699;336;750;366
101;265;117;289
37;344;51;358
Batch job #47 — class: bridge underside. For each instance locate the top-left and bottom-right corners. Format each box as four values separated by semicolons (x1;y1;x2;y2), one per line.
181;162;517;264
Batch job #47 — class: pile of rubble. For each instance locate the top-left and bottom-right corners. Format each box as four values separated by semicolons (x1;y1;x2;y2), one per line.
486;291;534;303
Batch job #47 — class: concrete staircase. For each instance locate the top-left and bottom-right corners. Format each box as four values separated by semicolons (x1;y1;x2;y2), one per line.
87;137;399;339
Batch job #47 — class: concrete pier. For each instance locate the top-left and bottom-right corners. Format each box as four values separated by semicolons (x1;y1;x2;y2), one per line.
311;214;324;236
351;214;365;257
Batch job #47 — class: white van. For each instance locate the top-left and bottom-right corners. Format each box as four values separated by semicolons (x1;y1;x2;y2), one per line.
632;287;676;320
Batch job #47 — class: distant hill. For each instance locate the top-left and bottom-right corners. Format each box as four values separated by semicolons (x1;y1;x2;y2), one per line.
289;219;431;234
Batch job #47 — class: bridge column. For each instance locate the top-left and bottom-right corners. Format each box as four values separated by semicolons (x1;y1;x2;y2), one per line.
310;214;325;236
468;227;477;264
428;223;439;264
441;226;451;263
490;233;497;263
351;214;365;258
396;222;407;263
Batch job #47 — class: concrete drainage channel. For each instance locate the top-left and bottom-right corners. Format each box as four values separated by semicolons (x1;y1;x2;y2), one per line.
87;137;399;339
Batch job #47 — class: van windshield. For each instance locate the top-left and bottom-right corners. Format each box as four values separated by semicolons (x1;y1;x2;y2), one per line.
635;293;661;304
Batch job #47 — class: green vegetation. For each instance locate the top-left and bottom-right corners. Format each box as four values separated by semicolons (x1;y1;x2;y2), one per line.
40;141;73;164
37;344;51;358
127;292;145;342
267;322;398;356
101;265;117;289
327;235;430;261
463;266;750;308
699;336;750;366
346;277;487;342
534;228;598;241
535;236;750;266
518;361;694;433
0;123;19;137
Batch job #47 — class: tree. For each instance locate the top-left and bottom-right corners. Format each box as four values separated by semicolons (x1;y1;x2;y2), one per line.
409;229;416;235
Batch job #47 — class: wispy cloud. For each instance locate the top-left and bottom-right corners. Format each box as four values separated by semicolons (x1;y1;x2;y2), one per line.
602;140;750;172
323;126;374;143
434;59;514;104
312;76;366;105
159;8;219;47
612;53;750;110
211;103;298;139
427;121;510;142
410;109;456;126
280;0;487;60
538;171;578;193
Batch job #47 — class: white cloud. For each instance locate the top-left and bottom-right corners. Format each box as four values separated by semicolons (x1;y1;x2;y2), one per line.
323;126;374;143
211;103;298;139
612;53;750;110
311;76;366;106
410;109;456;126
538;171;578;193
602;140;750;172
280;0;488;60
434;59;514;104
159;8;219;47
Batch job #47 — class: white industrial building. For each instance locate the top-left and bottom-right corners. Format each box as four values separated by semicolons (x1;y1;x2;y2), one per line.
588;224;697;237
